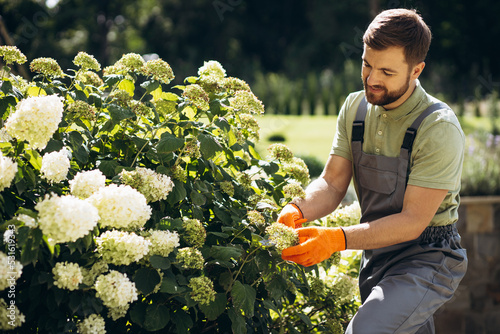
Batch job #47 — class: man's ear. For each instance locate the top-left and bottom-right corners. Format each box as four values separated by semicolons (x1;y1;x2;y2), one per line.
411;62;425;80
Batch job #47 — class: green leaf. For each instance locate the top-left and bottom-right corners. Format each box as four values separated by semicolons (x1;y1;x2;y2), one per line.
0;80;12;94
297;312;313;328
68;131;84;150
210;245;243;262
98;160;120;178
199;293;227;321
184;76;198;84
0;95;16;117
108;105;135;123
149;255;171;270
157;133;184;154
167;180;187;205
118;79;135;96
231;281;256;318
198;134;223;159
171;309;193;334
131;136;148;151
160;272;186;294
74;145;89;164
144;304;170;331
104;74;125;86
130;303;147;327
266;275;288;301
228;307;247;334
141;80;160;94
190;190;206;206
134;268;161;295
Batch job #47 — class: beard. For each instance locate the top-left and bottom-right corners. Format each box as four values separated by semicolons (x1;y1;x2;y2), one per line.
363;74;411;107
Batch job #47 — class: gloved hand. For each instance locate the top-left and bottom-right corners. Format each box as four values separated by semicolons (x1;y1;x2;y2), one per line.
281;227;346;267
277;203;307;228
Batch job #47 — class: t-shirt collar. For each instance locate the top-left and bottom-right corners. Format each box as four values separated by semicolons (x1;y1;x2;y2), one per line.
372;80;425;120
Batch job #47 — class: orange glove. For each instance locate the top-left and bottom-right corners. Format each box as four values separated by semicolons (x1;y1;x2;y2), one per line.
277;203;307;228
281;227;346;267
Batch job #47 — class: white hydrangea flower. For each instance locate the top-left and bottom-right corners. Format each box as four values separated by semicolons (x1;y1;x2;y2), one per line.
15;214;37;228
265;222;299;252
327;201;361;227
76;314;106;334
52;262;83;291
70;169;106;199
146;229;180;258
197;60;226;80
108;305;130;320
0;298;25;330
0;251;22;291
95;230;150;266
40;147;70;184
0;128;12;142
0;153;17;192
87;184;152;230
82;260;109;286
120;167;174;203
35;194;99;243
5;95;64;150
95;270;138;309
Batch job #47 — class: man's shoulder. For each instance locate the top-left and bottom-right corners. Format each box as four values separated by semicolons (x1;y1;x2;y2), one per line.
421;95;463;135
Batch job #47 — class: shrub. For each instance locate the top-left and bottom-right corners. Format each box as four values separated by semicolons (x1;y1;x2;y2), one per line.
0;47;359;333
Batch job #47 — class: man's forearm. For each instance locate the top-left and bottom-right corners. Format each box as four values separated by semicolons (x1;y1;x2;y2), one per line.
292;177;347;221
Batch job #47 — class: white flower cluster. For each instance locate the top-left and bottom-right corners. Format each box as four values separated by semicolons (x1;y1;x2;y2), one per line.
5;95;64;150
120;167;174;203
40;148;70;184
326;201;361;227
0;298;25;330
82;261;109;286
198;60;226;80
182;218;206;248
69;169;106;199
95;270;138;309
0;251;22;291
87;184;151;230
96;230;150;265
0;128;12;142
52;262;83;291
146;229;180;258
188;276;216;305
35;194;99;243
265;222;299;252
0;153;17;192
76;314;106;334
313;265;359;304
15;213;37;228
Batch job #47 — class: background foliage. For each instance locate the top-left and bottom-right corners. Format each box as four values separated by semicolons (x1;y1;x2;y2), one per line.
1;0;499;103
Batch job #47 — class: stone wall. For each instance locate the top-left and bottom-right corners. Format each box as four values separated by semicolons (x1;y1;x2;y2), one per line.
434;196;500;334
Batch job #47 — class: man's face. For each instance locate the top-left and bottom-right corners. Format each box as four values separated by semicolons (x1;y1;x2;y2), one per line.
361;46;419;109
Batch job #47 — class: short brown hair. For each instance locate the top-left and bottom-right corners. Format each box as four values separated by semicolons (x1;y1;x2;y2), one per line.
363;9;432;67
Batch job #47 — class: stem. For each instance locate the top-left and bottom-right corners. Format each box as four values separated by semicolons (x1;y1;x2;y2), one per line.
233;246;260;283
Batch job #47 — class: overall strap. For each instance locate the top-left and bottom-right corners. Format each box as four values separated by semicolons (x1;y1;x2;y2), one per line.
401;102;448;152
352;97;368;143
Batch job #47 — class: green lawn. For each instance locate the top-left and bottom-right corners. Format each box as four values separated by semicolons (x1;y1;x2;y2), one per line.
255;115;338;165
254;114;500;165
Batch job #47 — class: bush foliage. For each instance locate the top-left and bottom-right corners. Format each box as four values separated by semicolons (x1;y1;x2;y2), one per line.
0;47;359;333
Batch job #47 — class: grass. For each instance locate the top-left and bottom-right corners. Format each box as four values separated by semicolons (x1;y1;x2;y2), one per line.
255;114;500;165
255;115;338;165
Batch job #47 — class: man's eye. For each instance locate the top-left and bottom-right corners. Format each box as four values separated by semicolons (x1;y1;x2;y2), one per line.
384;71;394;76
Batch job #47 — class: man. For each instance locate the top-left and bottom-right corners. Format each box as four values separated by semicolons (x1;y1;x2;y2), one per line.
278;8;467;334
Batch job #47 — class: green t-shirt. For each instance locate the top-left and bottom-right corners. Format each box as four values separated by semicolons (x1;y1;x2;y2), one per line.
331;81;464;226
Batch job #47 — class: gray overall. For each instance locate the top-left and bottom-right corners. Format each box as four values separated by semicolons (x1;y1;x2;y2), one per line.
345;98;468;334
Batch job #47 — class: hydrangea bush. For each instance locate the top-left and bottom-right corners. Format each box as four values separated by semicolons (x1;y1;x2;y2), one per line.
0;46;360;333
